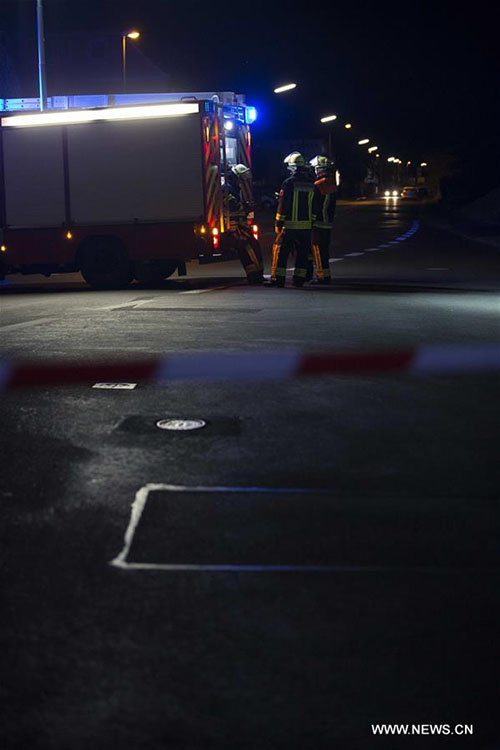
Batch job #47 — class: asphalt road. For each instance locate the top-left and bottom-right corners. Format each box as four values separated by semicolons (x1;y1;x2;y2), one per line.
1;201;499;749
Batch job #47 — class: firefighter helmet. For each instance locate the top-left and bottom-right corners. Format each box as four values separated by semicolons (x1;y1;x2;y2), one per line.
310;155;334;175
310;155;330;169
231;164;251;179
284;152;306;170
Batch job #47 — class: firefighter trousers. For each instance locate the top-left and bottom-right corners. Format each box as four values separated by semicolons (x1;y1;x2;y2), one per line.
271;229;311;287
308;227;332;282
233;227;264;283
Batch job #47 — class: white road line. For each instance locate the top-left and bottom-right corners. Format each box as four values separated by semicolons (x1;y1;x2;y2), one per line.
344;252;364;257
100;298;157;311
0;316;57;332
330;258;344;263
180;285;233;295
364;248;379;252
425;268;450;271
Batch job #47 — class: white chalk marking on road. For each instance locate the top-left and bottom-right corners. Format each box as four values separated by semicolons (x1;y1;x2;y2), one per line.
115;562;482;572
110;483;332;570
0;316;57;332
92;382;137;389
344;252;364;257
110;483;485;574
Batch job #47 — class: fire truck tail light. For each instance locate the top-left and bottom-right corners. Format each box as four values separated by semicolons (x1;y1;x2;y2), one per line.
212;227;219;248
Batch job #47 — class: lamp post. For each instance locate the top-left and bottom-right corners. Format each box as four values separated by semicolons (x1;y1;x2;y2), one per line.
320;114;337;158
36;0;48;110
122;30;140;92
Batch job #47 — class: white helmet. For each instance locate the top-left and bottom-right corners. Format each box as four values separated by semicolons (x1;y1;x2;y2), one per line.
231;164;251;179
284;152;306;171
310;155;334;175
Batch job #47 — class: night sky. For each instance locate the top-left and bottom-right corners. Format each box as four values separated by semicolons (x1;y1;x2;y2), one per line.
1;0;499;197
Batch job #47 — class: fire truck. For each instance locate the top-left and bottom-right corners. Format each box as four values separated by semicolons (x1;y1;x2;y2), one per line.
0;92;259;287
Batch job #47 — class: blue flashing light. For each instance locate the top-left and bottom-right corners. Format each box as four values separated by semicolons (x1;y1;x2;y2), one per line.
246;106;258;124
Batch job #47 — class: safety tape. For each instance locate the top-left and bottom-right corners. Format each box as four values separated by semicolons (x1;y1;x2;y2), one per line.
0;344;498;390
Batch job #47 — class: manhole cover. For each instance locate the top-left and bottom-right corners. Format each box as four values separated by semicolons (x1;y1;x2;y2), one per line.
156;419;206;432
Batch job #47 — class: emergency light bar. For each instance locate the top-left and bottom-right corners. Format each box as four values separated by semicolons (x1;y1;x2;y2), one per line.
1;102;199;128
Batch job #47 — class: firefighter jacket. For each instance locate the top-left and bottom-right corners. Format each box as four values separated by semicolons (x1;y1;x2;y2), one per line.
313;175;337;230
275;169;317;231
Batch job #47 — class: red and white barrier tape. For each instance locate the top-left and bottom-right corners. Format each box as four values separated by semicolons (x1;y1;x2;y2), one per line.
0;344;499;390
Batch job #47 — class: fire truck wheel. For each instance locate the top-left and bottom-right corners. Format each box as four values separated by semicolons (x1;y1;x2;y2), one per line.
133;260;178;283
79;237;133;289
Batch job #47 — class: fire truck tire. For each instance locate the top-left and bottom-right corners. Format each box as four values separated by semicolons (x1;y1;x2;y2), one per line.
79;237;133;289
133;260;178;283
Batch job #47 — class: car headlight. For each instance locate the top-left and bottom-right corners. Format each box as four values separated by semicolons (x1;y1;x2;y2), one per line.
392;190;398;197
384;190;390;197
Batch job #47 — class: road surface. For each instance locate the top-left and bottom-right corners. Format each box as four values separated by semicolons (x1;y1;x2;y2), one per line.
1;201;499;749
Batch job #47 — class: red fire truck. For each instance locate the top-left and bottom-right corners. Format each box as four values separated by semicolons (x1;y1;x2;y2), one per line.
0;92;259;287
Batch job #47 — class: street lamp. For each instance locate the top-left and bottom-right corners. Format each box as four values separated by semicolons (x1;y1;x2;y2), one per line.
274;83;297;94
358;138;369;145
320;115;337;157
344;123;352;129
122;30;140;92
368;146;378;153
420;162;428;167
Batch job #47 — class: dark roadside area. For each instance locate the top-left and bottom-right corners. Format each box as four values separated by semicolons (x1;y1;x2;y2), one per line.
421;188;500;249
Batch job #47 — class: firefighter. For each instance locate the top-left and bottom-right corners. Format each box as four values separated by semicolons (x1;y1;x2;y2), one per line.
225;164;264;285
271;152;316;288
308;155;337;284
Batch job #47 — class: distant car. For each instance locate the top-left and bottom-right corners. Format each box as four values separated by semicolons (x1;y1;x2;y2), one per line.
383;189;400;198
401;186;430;199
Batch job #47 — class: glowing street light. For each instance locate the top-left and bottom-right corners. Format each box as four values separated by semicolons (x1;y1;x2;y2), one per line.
358;138;370;145
420;162;428;167
122;30;140;92
344;123;352;129
274;83;297;94
320;115;338;157
368;146;378;153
